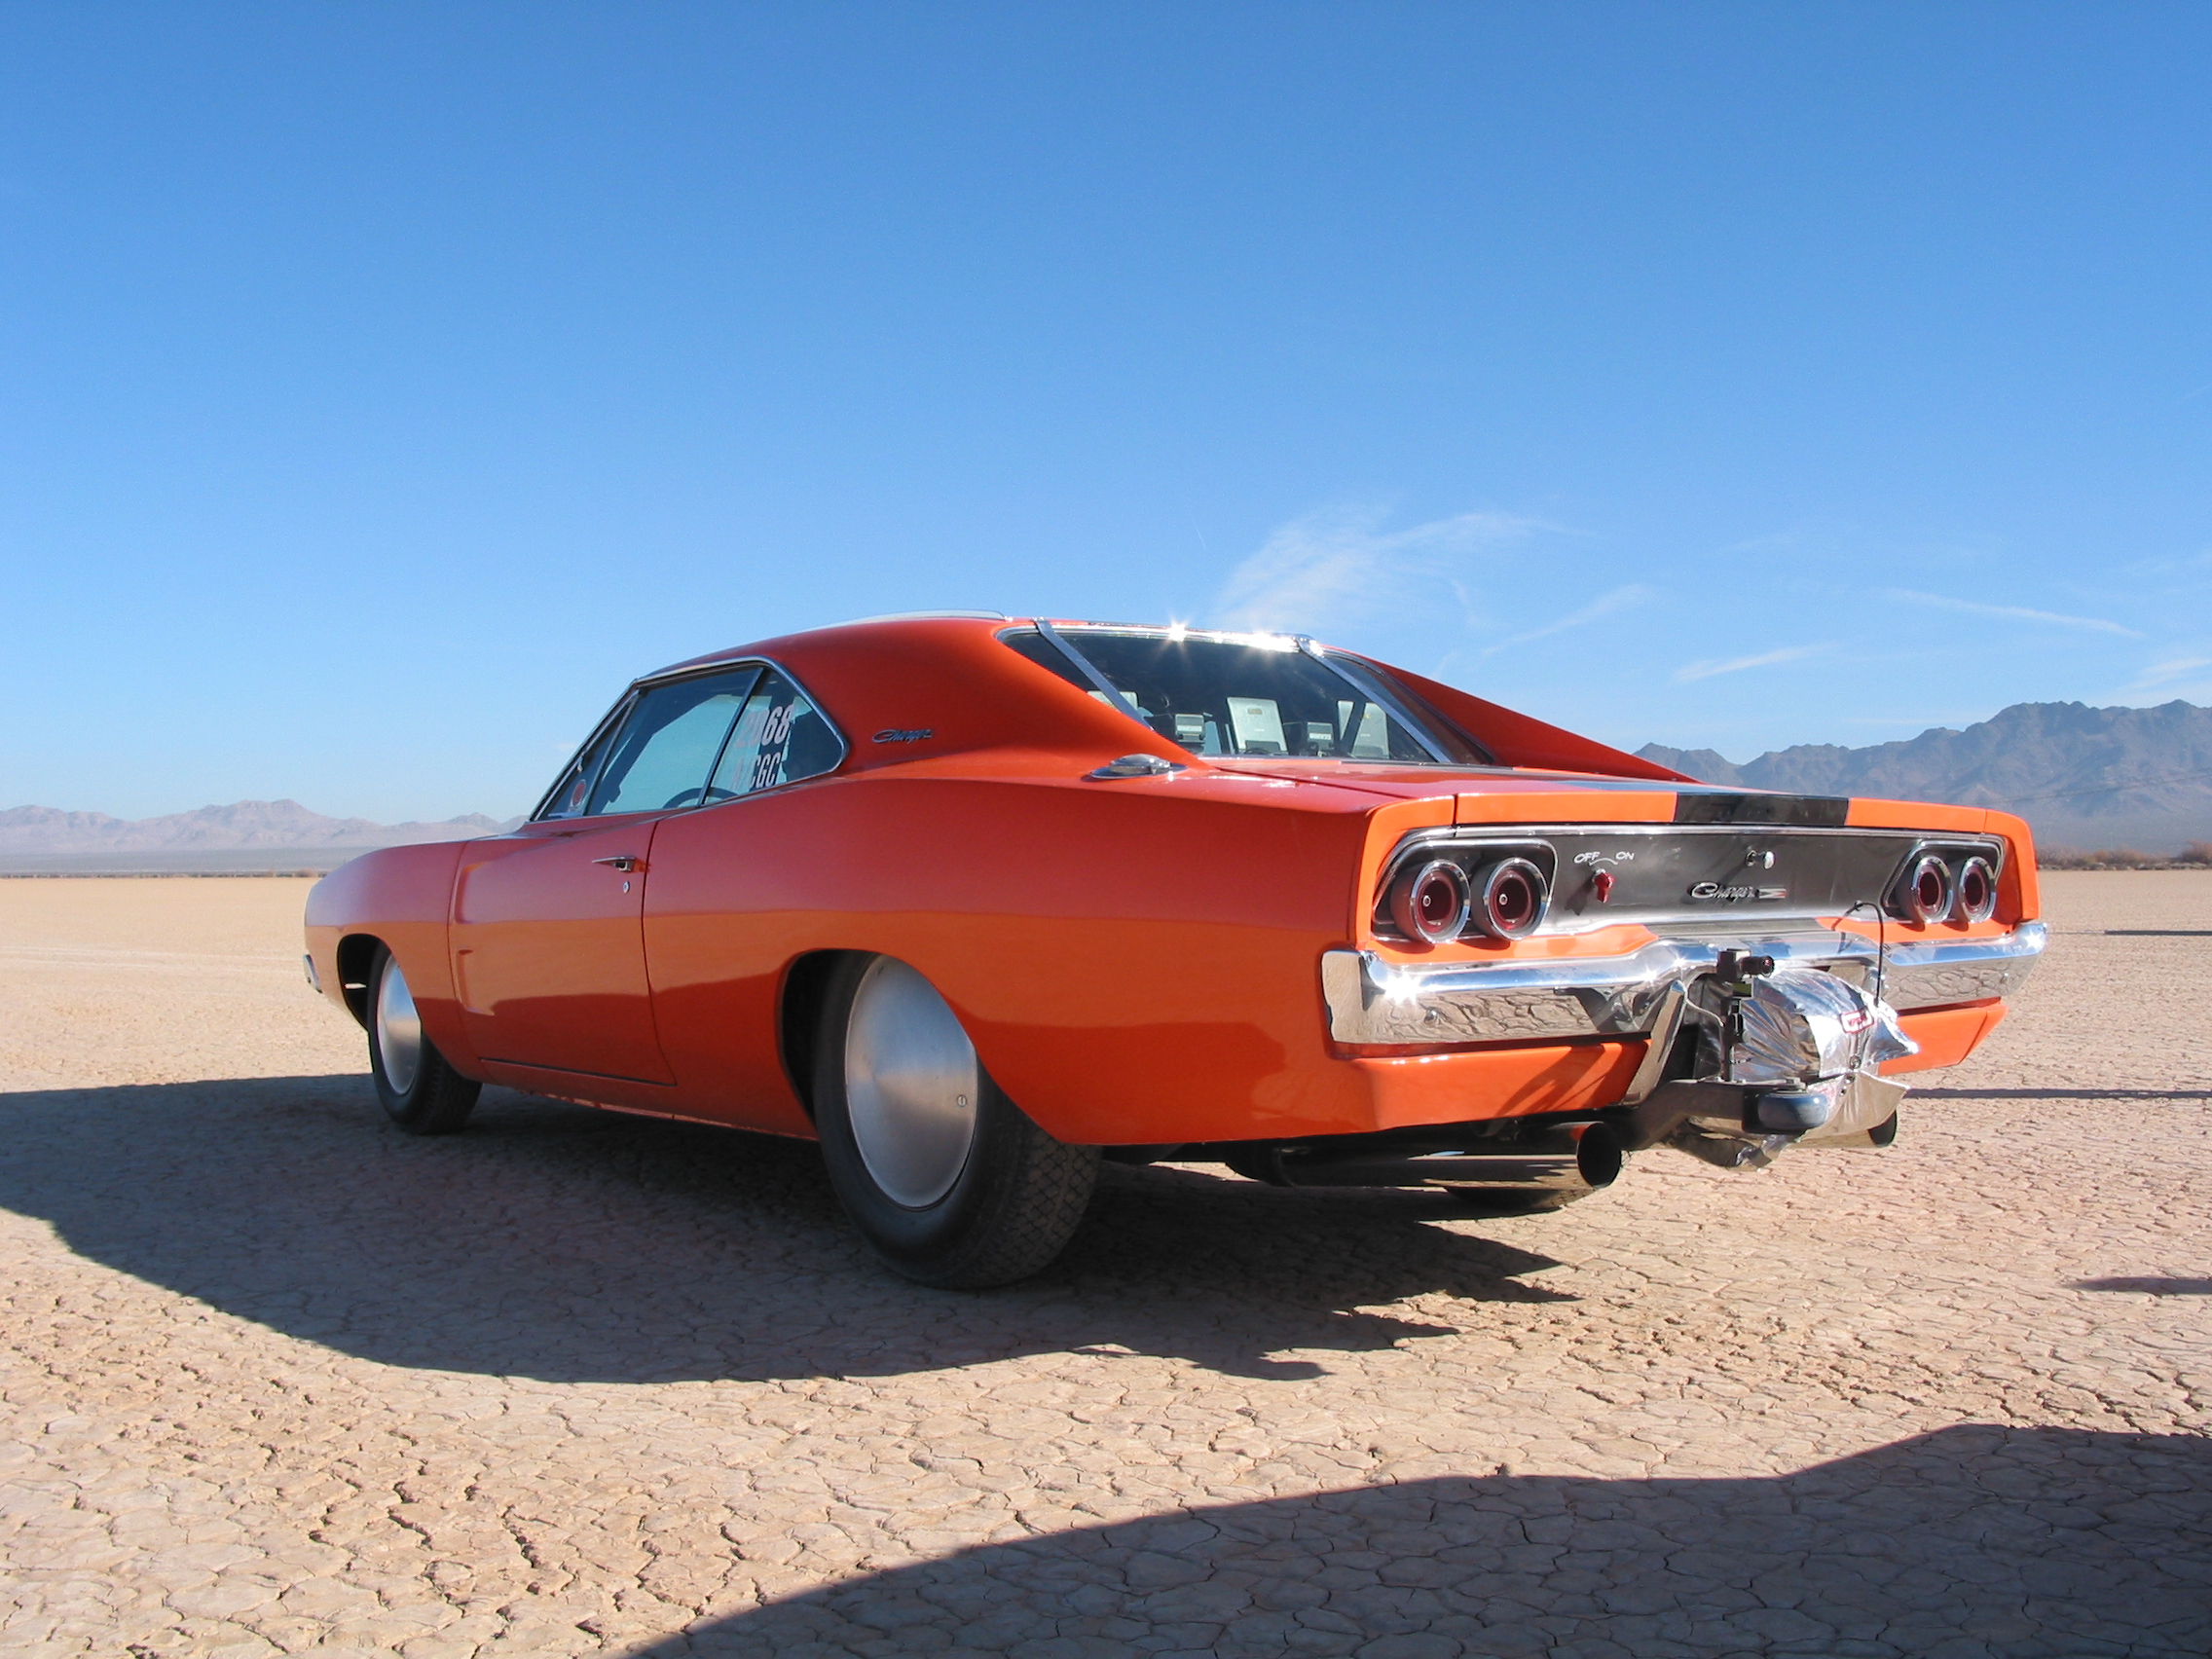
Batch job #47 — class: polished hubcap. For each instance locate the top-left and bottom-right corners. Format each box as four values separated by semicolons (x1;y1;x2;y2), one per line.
375;958;423;1095
844;957;980;1208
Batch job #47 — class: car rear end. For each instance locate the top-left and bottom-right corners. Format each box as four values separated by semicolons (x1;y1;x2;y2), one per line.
1234;784;2042;1201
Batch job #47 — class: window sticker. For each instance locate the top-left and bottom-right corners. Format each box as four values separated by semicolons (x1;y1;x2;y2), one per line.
1226;696;1287;756
1350;703;1391;758
749;693;797;793
709;670;840;798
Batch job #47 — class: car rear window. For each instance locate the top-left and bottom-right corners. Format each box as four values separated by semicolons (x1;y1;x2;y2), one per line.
1008;627;1487;765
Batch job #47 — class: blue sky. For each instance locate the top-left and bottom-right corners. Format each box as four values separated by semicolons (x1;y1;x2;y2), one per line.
5;3;2209;822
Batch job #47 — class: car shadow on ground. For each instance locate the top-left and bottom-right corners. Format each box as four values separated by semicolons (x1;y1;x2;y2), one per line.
0;1075;1576;1384
628;1424;2211;1658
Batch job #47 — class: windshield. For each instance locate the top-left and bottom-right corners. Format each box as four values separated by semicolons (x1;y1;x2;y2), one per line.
1006;627;1489;766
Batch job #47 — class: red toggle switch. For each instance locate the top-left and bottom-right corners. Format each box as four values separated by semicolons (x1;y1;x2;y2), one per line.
1593;869;1615;903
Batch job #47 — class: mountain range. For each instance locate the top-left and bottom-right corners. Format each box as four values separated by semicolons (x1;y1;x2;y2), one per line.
0;798;522;851
5;698;2208;872
0;800;523;874
1639;699;2212;853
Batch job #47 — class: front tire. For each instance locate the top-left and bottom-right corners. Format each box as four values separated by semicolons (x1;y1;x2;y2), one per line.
367;944;481;1135
812;954;1098;1288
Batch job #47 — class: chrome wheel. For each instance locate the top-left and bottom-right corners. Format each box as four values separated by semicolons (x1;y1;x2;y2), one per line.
843;957;980;1208
374;957;424;1097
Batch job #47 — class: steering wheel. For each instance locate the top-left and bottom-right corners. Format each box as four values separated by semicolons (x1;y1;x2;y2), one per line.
661;785;741;810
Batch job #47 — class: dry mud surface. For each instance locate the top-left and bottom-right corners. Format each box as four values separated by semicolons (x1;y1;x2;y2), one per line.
1;873;2206;1658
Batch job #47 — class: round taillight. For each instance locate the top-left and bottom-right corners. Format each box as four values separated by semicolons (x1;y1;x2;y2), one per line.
1471;858;1549;940
1900;853;1953;924
1955;856;1997;923
1390;859;1470;943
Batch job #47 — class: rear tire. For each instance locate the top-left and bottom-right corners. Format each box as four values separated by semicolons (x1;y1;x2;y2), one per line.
812;954;1098;1288
367;944;481;1135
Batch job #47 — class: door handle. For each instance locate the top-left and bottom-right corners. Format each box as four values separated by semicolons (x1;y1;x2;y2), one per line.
592;856;642;872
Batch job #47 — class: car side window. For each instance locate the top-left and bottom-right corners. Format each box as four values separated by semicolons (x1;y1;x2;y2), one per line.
585;668;761;815
539;699;634;821
709;670;842;798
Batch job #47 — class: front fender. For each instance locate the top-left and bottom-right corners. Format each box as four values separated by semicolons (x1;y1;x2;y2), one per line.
305;840;483;1073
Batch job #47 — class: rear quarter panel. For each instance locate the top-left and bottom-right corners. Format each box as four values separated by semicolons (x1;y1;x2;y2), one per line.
644;767;1388;1144
1842;798;2042;926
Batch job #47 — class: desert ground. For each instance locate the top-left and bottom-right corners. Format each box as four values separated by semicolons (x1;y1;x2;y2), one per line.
0;874;2206;1658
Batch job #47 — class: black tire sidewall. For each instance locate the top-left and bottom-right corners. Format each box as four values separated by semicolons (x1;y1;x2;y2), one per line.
366;943;447;1129
811;954;1036;1273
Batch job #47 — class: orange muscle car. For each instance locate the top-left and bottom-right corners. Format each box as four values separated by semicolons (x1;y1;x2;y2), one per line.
304;614;2045;1285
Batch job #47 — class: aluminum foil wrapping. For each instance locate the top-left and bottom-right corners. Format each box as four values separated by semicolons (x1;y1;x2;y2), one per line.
1733;968;1918;1084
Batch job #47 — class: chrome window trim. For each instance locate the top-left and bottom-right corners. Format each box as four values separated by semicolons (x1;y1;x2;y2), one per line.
527;655;851;825
1319;921;2046;1048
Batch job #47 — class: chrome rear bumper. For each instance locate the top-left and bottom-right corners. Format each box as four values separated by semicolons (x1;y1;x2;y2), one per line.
1320;922;2046;1048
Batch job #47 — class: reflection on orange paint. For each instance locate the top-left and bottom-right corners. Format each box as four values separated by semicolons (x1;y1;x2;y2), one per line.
304;615;2039;1147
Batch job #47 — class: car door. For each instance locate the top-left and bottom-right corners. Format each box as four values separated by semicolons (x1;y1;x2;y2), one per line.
452;666;759;1084
639;666;853;1124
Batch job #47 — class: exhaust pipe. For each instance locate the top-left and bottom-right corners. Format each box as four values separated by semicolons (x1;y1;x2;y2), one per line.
1621;1075;1906;1169
1225;1122;1625;1198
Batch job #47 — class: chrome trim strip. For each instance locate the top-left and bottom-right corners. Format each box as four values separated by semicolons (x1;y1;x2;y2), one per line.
1320;922;2046;1048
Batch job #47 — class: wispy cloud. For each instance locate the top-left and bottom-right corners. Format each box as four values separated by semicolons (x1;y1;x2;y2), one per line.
1883;589;2142;637
2131;655;2212;690
2124;546;2212;578
1482;584;1654;655
1212;506;1551;634
2119;656;2212;705
1673;644;1830;683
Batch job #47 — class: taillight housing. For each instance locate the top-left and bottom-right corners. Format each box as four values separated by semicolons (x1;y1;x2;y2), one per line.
1469;858;1549;940
1899;853;1954;924
1374;836;1557;944
1955;856;1997;923
1389;859;1471;943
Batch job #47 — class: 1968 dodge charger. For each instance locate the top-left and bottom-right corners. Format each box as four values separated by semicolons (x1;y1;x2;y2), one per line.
304;613;2045;1285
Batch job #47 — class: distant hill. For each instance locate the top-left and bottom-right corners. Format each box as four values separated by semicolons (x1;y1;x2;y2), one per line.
1640;699;2212;854
0;799;523;875
13;700;2212;871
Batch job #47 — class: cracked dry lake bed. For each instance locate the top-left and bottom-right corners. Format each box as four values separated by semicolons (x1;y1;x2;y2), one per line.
1;873;2207;1656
